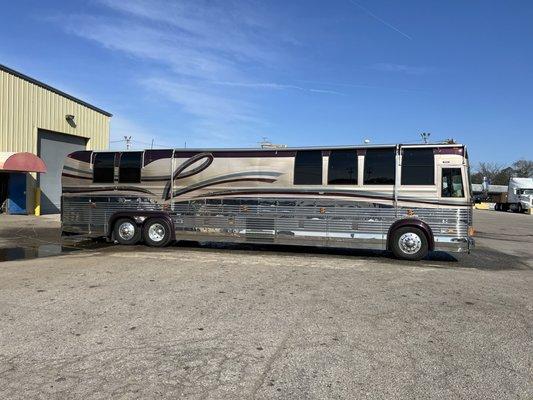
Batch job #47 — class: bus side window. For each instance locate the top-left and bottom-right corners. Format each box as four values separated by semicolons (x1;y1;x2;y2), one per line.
93;153;115;183
328;150;357;185
363;148;395;185
401;148;434;185
294;150;322;185
441;168;464;197
119;152;142;183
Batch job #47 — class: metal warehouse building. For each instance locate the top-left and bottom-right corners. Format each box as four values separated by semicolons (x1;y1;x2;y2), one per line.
0;64;111;214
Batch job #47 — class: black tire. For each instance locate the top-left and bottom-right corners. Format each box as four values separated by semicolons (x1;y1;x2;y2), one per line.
143;218;172;247
113;218;141;245
495;203;500;211
390;226;429;261
517;204;523;213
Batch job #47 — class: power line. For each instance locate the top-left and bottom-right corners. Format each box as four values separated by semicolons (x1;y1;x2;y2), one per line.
131;139;168;149
109;137;169;149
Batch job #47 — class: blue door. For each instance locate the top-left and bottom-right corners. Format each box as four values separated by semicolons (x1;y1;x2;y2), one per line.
8;173;27;214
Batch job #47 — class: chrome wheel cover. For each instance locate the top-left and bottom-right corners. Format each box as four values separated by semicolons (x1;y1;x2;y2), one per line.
148;223;166;242
398;232;422;254
118;222;136;241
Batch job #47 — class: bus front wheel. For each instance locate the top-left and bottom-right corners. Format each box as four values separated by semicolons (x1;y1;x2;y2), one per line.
391;227;428;261
114;218;141;245
143;218;172;247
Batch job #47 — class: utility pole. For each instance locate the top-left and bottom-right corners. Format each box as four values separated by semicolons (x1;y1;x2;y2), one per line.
124;136;132;150
151;139;154;149
420;132;431;144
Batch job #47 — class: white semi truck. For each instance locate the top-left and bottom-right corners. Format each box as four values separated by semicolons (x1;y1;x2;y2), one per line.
494;177;533;213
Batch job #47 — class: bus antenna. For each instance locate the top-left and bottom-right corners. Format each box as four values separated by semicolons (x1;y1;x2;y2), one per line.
124;136;132;150
420;132;431;143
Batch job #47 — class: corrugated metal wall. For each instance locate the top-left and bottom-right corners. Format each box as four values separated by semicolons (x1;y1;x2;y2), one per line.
0;68;110;152
0;67;111;214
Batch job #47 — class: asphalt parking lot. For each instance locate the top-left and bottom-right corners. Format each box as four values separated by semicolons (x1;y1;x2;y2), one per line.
0;210;531;399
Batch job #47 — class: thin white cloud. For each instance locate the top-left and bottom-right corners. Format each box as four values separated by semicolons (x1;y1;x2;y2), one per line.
64;16;236;80
51;0;344;146
96;0;287;63
307;88;344;95
372;63;433;75
212;81;343;95
141;78;257;123
137;77;266;146
348;0;412;40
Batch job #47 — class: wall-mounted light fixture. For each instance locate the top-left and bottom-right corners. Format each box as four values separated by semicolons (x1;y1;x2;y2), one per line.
66;114;76;128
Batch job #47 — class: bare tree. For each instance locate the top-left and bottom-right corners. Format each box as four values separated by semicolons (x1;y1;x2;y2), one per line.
478;162;504;178
493;167;514;185
471;162;504;184
512;159;533;178
471;159;533;184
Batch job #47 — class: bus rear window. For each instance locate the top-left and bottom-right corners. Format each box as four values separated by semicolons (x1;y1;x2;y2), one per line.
119;152;142;183
93;153;115;183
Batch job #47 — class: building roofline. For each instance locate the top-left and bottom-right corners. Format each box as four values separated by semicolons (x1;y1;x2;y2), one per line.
0;63;112;117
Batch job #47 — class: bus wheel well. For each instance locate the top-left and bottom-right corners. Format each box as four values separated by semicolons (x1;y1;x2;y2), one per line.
387;219;434;251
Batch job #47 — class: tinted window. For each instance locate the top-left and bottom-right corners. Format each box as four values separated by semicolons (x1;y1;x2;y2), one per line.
441;168;464;197
401;148;434;185
119;152;142;183
294;151;322;185
328;150;357;185
93;153;115;183
363;148;395;185
144;149;173;166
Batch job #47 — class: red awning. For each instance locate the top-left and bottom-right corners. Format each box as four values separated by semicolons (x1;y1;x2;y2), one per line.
0;152;47;173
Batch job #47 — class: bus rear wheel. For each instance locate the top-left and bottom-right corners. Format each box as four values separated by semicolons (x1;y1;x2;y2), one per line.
391;227;428;261
143;218;172;247
114;218;141;245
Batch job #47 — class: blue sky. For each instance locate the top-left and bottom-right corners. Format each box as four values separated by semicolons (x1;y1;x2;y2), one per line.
1;0;532;165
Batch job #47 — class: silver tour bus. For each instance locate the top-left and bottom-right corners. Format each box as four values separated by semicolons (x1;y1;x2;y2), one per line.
61;143;475;260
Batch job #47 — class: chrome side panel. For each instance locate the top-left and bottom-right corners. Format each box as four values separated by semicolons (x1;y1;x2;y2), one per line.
62;196;162;237
62;196;473;253
171;198;387;249
169;198;472;251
